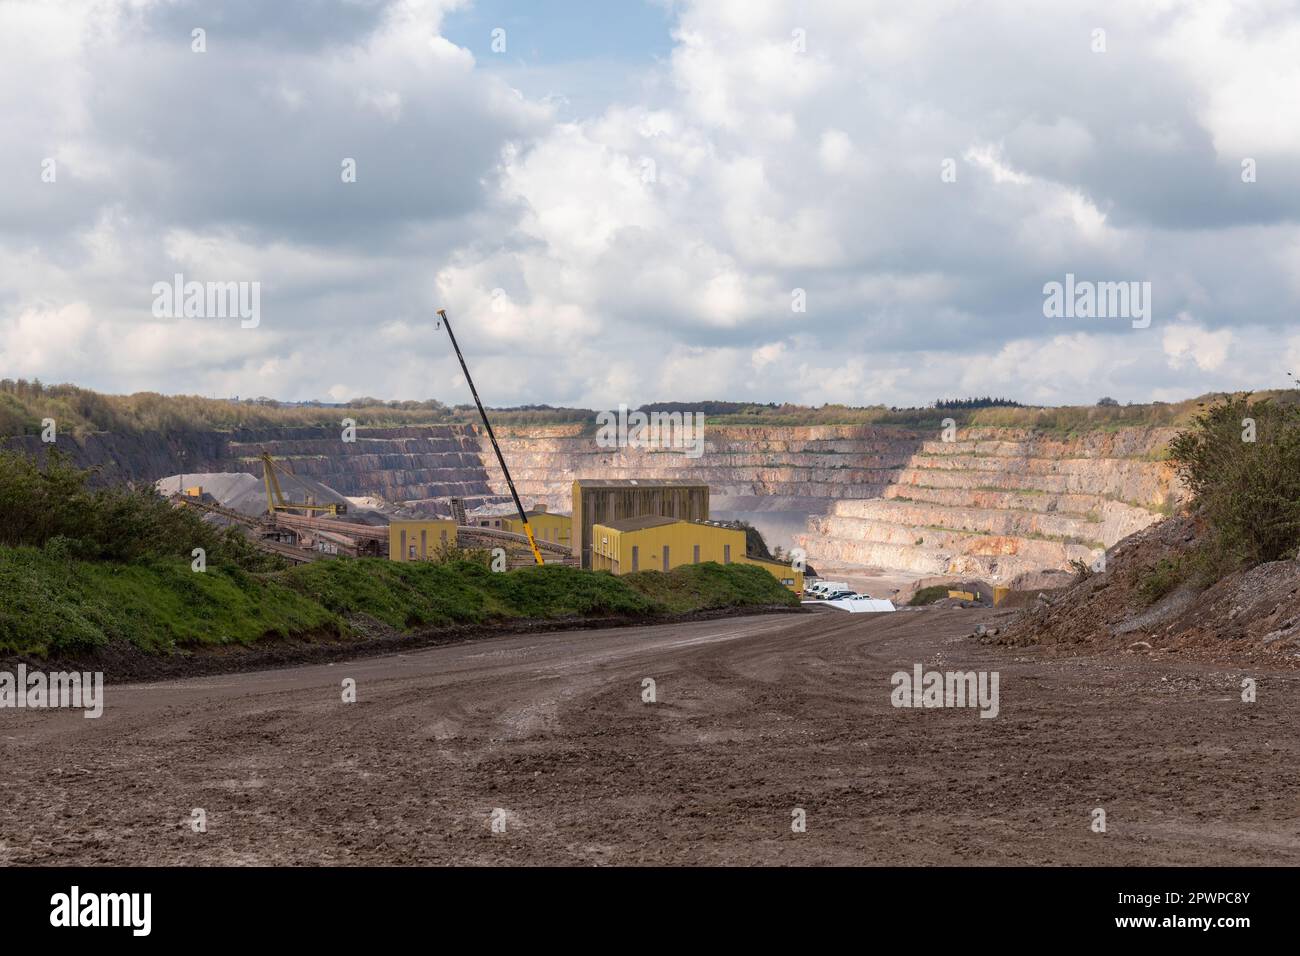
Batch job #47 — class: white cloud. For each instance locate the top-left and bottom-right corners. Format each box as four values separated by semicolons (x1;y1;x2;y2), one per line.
1163;323;1234;372
1;0;1298;409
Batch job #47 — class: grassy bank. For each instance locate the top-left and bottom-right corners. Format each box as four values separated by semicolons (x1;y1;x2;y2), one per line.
0;547;798;659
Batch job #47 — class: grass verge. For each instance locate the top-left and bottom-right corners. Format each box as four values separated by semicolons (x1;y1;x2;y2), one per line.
0;547;797;659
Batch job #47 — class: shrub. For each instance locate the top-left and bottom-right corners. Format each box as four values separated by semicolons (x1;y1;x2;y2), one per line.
1168;393;1300;565
0;450;274;570
1136;557;1184;605
908;585;949;606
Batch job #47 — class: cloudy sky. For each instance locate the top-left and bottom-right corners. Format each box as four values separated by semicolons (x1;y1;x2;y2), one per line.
2;0;1298;408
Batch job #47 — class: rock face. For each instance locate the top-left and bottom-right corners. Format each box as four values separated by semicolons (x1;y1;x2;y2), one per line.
480;424;1183;582
4;426;508;514
481;424;925;515
804;427;1181;580
6;421;1182;580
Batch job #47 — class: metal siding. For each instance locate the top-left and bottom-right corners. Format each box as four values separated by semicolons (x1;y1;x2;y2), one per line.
573;483;710;569
388;520;458;562
613;521;745;575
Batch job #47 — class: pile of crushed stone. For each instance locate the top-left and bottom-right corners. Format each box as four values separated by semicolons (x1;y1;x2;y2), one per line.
155;472;386;524
994;514;1300;667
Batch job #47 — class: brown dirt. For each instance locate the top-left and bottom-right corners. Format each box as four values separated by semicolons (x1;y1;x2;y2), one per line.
998;515;1300;668
3;607;1297;865
0;605;804;683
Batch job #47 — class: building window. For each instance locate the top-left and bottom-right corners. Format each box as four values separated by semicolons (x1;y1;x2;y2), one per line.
631;545;639;572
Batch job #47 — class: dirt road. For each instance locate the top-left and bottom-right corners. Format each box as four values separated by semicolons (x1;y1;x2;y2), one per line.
2;608;1297;865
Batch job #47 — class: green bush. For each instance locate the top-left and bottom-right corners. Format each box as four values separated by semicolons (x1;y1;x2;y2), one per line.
908;585;950;606
622;561;798;614
1136;557;1185;605
0;450;274;570
1169;393;1300;565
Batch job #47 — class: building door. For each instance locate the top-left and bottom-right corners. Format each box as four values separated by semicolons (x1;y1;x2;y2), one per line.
693;544;700;564
723;544;731;563
662;545;669;572
631;546;638;572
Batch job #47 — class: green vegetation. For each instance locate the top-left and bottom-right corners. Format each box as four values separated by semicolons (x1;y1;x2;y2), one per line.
281;559;661;629
1135;557;1186;606
1169;392;1300;566
0;449;277;569
621;562;797;614
934;396;1023;409
0;546;334;657
908;585;950;606
1124;391;1300;606
0;379;593;437
0;446;795;659
12;379;1298;440
0;549;795;659
725;519;773;560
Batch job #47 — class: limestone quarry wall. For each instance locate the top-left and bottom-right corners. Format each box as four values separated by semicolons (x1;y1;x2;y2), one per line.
2;425;505;513
481;424;1183;583
5;421;1183;581
482;424;925;514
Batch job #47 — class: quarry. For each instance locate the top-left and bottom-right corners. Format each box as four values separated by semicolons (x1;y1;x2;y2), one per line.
3;417;1181;593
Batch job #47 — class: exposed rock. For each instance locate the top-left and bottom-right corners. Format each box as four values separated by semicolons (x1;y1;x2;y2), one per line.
7;421;1183;584
997;514;1300;667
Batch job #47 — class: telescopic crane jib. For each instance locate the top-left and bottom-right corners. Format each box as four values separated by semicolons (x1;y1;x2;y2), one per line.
436;308;545;567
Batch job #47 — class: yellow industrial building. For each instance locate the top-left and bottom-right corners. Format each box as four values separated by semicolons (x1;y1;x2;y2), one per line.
589;516;803;592
573;478;710;569
388;518;458;562
502;505;572;548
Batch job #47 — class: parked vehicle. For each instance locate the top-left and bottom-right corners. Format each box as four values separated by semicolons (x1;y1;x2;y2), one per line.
808;581;848;598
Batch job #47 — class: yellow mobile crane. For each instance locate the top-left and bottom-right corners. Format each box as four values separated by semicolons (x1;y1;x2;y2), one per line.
260;452;348;516
436;308;545;566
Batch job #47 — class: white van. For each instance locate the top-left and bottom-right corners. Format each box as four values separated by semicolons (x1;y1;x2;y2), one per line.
808;581;848;598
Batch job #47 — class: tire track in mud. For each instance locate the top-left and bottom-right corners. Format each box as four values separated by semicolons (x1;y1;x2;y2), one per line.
1;609;1297;865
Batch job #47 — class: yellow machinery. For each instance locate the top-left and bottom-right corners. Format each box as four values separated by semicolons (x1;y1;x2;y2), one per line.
260;453;348;516
436;308;544;566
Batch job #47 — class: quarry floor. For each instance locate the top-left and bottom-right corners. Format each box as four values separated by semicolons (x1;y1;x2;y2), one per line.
2;608;1297;866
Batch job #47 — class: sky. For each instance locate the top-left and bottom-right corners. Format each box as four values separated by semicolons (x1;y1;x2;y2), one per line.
1;0;1299;408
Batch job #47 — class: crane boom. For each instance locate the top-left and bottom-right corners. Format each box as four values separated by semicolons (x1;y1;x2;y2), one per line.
260;453;346;516
436;308;544;567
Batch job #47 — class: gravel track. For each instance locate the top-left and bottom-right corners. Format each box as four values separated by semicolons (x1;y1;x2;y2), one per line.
2;608;1296;865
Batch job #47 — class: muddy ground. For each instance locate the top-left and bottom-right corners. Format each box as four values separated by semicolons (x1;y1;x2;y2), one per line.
2;607;1297;865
